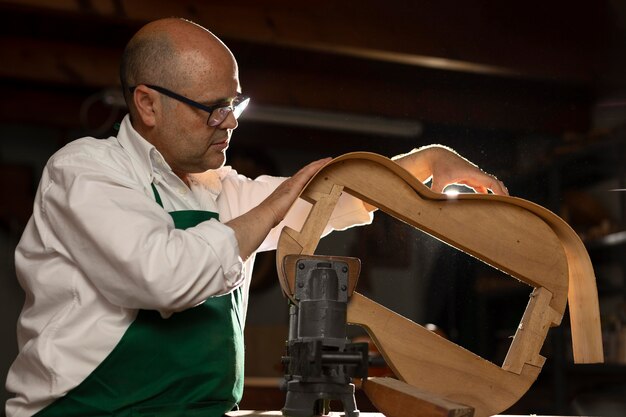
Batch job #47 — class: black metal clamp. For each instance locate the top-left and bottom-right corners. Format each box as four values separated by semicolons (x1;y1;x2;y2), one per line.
281;256;369;417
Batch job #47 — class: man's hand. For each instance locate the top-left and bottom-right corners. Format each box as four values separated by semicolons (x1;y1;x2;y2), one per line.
259;158;332;228
392;145;508;196
226;158;331;261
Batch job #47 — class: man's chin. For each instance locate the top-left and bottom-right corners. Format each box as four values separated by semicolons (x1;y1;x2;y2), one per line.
205;154;227;171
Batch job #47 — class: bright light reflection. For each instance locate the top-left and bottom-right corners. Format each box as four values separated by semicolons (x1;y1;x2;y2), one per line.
444;184;466;197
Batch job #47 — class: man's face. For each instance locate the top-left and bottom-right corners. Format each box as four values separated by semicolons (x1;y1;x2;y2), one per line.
153;59;242;175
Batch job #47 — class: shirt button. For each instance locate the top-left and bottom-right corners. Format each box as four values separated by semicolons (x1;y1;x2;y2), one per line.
178;188;187;195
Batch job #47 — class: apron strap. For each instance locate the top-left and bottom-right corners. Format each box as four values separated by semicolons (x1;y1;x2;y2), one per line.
151;183;219;224
151;183;164;208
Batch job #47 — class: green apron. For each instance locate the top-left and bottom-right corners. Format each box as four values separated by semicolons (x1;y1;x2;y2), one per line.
35;184;245;417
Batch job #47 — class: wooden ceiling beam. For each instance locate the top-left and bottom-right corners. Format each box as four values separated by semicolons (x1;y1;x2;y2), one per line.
0;82;104;129
0;35;590;133
0;37;119;87
0;0;608;83
0;1;593;133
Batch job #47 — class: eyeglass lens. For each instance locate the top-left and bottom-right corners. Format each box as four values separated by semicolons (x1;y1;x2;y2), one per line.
208;107;231;126
207;98;250;126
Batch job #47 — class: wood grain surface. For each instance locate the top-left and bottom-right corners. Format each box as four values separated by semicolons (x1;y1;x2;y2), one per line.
275;152;604;417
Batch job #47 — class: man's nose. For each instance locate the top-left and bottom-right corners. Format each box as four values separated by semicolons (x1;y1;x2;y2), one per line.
218;111;238;130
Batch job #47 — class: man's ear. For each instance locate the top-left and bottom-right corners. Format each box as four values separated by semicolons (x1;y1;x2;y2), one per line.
133;85;158;127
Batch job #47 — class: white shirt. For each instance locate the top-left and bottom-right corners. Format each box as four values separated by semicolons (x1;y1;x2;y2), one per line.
5;115;373;417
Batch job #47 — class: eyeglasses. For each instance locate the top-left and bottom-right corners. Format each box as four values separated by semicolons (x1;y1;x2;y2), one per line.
129;84;250;126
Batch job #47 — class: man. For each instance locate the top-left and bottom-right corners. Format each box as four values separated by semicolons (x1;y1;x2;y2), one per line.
5;18;507;417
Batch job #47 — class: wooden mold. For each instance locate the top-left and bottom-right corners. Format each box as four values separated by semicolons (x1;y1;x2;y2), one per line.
276;152;603;417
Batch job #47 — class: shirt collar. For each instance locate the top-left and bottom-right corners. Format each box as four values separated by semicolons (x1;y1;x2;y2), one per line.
188;167;231;196
116;115;164;182
116;114;230;196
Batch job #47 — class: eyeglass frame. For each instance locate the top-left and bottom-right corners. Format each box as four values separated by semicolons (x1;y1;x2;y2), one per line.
128;84;250;126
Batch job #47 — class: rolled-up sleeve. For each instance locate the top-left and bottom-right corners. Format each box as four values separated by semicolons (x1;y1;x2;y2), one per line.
41;152;245;315
186;219;244;288
260;188;374;251
218;173;373;253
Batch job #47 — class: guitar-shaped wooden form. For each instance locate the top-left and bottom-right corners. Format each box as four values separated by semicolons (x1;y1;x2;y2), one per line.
276;152;603;417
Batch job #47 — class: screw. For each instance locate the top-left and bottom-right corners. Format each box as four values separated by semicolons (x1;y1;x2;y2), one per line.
342;266;348;273
298;263;305;270
341;284;347;291
298;282;304;288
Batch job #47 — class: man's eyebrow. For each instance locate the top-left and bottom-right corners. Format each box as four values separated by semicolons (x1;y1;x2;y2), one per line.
201;92;242;106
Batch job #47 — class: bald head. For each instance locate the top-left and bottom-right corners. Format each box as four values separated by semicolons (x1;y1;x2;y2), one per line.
120;18;238;119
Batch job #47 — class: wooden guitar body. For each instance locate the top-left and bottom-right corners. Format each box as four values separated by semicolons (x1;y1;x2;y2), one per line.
276;152;603;417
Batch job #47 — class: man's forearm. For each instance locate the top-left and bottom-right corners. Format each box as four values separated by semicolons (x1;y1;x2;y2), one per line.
225;202;277;261
225;158;332;260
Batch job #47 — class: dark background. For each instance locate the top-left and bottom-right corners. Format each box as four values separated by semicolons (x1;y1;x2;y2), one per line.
0;1;625;416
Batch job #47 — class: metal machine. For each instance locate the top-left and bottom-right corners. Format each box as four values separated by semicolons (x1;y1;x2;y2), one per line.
281;256;368;417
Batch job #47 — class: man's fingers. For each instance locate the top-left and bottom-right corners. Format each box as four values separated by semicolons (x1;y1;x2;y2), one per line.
488;178;509;196
462;178;505;195
498;180;509;196
290;157;332;187
430;179;445;193
265;157;332;225
435;173;509;196
296;157;332;176
474;185;489;194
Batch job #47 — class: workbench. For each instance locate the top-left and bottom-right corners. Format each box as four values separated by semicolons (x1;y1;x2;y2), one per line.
228;412;590;417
